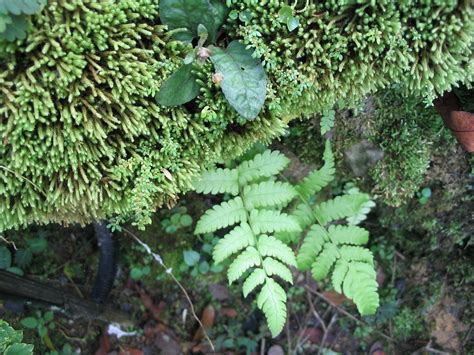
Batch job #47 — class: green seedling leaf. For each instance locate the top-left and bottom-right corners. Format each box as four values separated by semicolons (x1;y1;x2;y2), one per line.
183;250;200;266
287;17;299;32
0;246;12;269
44;311;54;322
239;10;252;23
156;64;200;107
180;214;193;227
228;9;238;20
5;343;34;355
20;318;38;329
160;0;221;43
210;41;267;119
278;6;293;22
14;249;32;268
27;237;47;254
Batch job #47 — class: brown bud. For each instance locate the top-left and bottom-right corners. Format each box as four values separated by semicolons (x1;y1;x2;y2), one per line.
212;72;224;86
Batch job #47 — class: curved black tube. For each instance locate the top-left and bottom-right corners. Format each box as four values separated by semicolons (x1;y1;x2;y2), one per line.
90;220;118;303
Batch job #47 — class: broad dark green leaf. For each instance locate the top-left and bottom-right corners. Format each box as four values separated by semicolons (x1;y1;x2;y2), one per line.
210;0;228;29
156;64;200;107
210;41;267;119
160;0;222;43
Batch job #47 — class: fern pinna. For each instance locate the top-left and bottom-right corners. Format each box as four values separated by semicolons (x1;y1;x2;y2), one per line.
193;151;300;337
294;141;380;316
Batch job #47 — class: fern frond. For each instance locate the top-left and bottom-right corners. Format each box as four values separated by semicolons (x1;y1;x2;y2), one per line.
297;140;335;198
328;225;369;245
257;235;297;266
311;243;339;280
257;278;287;337
195;197;246;234
193;168;239;195
296;225;326;270
262;258;293;284
243;268;266;297
243;181;297;209
238;150;289;185
250;210;301;235
213;223;254;264
320;109;335;135
227;246;261;284
313;193;371;225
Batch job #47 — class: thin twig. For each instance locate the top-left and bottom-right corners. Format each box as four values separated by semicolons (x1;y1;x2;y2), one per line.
306;290;327;332
122;228;215;351
305;286;396;344
318;313;337;355
286;316;292;355
260;338;266;355
0;235;17;250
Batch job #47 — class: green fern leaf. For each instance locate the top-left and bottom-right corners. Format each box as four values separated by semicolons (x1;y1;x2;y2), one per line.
311;243;339;280
339;246;374;264
328;225;369;245
193;168;239;195
257;278;287;337
296;225;326;270
332;260;349;293
227;246;261;284
262;257;293;284
313;193;371;225
342;262;379;315
238;150;289;185
249;210;301;235
297;140;335;198
195;197;246;234
213;223;254;264
243;268;266;297
257;235;297;266
243;181;296;209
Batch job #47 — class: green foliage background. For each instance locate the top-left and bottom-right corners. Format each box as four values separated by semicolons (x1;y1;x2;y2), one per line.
0;0;472;231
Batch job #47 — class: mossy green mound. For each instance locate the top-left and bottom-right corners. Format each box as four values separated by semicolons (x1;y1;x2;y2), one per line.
1;0;472;231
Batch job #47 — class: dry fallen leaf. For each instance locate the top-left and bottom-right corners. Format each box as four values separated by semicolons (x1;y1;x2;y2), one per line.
193;304;215;342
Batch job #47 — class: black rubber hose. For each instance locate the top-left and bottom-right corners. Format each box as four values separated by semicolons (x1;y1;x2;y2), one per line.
90;220;118;303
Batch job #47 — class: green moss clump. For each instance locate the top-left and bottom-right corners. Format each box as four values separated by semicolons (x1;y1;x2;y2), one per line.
1;0;472;230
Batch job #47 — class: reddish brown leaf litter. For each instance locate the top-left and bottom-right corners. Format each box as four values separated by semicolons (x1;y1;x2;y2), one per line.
434;91;474;152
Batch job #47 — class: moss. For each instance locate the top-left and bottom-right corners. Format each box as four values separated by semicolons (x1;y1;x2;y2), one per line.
1;0;472;231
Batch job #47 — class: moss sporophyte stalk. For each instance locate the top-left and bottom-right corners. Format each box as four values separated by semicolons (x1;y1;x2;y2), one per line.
0;0;473;231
